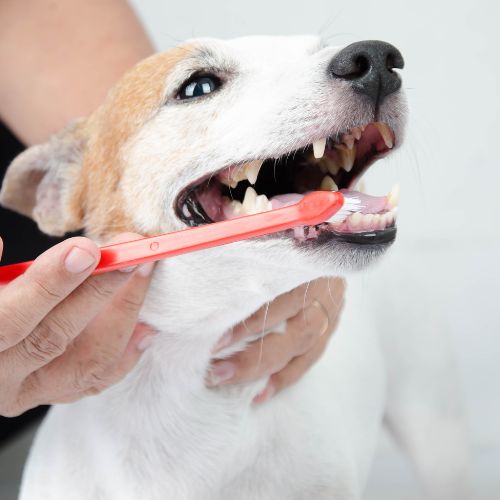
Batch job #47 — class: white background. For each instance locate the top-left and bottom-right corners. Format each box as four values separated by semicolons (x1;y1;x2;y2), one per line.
128;0;500;497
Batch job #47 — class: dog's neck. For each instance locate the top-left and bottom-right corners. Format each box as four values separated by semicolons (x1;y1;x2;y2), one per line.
103;239;320;404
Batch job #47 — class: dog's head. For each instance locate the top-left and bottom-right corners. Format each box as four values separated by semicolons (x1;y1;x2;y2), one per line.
1;36;406;276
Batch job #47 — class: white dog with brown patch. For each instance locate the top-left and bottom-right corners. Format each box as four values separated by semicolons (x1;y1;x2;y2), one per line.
1;36;467;500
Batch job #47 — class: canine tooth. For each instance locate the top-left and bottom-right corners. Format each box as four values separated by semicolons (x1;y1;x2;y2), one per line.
387;183;400;207
343;134;355;150
374;122;394;149
242;186;258;213
313;138;327;159
320;175;338;192
336;144;356;172
245;160;264;185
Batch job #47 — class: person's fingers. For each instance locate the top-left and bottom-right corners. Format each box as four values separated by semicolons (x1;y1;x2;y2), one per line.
37;323;157;406
1;233;149;380
0;237;100;352
74;260;156;393
18;259;155;404
254;328;331;404
252;279;346;404
213;282;311;351
3;269;135;381
212;278;343;353
208;299;331;386
94;322;157;390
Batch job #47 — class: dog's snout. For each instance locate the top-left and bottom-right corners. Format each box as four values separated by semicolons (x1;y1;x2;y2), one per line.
329;40;404;105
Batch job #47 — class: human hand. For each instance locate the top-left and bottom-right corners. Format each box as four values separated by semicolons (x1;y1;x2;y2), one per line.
209;277;346;403
0;234;155;417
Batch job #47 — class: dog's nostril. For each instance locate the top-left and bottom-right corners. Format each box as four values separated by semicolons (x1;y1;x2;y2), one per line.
329;40;404;106
354;55;370;78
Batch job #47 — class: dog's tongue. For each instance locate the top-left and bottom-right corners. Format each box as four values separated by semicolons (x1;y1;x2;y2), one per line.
271;190;389;215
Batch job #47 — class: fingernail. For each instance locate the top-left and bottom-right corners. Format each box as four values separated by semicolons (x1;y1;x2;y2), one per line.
253;383;276;404
209;362;235;385
119;265;137;273
137;334;156;352
212;330;233;353
64;247;97;274
138;262;155;277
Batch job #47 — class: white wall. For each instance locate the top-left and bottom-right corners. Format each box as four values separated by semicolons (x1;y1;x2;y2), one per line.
129;0;500;495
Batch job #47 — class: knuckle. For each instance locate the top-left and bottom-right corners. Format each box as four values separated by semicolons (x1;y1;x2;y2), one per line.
289;283;309;310
21;323;69;362
116;294;143;314
1;404;24;418
0;308;31;347
75;355;115;392
31;276;63;302
82;277;115;302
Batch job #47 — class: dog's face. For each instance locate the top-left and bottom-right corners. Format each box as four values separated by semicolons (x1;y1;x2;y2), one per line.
0;35;406;276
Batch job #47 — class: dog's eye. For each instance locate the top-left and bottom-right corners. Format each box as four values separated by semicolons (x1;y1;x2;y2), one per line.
178;75;221;100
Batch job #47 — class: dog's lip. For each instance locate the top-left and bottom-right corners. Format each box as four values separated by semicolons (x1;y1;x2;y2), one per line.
174;122;399;242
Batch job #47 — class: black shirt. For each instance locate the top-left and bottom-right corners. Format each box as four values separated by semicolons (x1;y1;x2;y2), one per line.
0;122;65;445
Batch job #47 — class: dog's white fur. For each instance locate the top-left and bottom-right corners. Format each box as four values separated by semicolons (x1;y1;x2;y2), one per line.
2;36;469;499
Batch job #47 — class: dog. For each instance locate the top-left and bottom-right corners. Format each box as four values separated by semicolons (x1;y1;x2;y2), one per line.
1;36;469;499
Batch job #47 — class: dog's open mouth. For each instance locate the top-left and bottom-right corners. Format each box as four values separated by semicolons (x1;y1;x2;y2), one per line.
176;122;400;244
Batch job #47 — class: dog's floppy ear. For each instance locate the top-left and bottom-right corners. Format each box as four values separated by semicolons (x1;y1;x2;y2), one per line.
0;119;87;236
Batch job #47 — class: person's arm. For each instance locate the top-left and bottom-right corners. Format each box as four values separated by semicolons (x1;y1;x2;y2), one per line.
0;0;154;144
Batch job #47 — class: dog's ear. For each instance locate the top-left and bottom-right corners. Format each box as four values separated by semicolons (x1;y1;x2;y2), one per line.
0;119;87;236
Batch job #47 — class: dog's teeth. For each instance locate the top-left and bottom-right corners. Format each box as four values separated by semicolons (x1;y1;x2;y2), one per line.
336;144;356;172
219;175;238;189
182;204;191;218
372;214;382;230
230;200;243;216
347;212;363;230
385;212;394;226
374;122;394;149
313;138;327;159
352;127;362;140
362;213;374;230
387;183;400;207
222;198;243;219
343;134;355;150
242;186;258;213
357;180;367;193
255;194;272;213
245;160;264;185
327;160;341;176
320;175;339;192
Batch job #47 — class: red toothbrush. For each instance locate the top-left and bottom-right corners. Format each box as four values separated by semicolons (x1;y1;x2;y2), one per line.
0;191;360;285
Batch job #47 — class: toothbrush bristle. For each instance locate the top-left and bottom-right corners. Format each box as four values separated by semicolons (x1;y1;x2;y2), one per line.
327;196;362;223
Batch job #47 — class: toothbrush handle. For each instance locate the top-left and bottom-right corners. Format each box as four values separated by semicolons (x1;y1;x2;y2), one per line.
0;191;343;284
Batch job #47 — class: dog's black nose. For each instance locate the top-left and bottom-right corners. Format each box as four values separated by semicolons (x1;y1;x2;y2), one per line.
329;40;404;105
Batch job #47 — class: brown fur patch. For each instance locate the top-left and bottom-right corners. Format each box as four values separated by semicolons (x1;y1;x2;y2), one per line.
72;45;195;240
